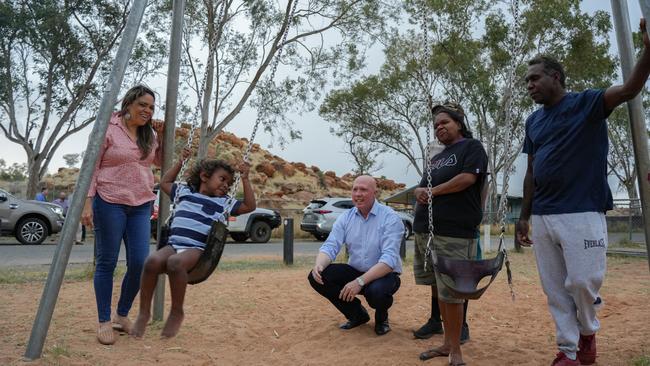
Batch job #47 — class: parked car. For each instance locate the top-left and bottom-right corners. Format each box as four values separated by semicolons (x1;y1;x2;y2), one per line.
227;208;282;243
149;188;281;243
300;197;414;241
0;188;65;245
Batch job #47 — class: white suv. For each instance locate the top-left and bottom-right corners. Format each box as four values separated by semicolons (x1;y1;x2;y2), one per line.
300;197;413;241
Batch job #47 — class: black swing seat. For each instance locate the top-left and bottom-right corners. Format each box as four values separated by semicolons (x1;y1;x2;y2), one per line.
432;249;505;300
158;220;228;285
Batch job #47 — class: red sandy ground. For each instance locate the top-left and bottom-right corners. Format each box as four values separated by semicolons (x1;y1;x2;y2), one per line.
0;251;648;366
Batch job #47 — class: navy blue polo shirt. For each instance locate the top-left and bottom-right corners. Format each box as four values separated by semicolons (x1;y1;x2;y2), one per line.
522;89;613;215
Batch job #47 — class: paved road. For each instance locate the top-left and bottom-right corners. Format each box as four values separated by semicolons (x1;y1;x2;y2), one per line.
0;235;512;267
1;232;644;267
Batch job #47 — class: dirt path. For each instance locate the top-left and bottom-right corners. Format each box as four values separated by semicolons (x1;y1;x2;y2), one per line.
1;251;648;365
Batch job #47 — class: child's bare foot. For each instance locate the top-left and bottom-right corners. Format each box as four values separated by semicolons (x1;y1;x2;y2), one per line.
130;312;150;338
160;310;184;338
112;313;132;334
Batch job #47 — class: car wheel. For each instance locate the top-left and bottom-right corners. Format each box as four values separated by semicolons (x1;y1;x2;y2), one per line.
230;232;249;242
403;221;412;240
313;232;328;241
16;217;49;245
249;221;272;243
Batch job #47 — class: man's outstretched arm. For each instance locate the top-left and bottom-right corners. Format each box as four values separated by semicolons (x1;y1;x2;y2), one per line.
604;18;650;111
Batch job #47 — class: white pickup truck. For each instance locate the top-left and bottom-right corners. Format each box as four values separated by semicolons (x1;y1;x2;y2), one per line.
150;190;282;243
226;208;282;243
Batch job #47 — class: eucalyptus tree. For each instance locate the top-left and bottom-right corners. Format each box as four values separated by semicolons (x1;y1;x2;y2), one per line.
0;0;166;197
322;0;617;214
175;0;396;158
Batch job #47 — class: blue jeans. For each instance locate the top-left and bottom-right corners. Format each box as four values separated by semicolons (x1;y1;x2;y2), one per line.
93;195;152;322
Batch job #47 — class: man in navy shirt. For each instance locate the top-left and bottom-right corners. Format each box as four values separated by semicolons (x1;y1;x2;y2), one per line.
517;19;650;366
308;175;403;336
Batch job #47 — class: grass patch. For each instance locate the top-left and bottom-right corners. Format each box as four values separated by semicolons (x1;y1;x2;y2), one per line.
632;355;650;366
47;343;70;358
218;256;313;271
0;257;314;284
612;238;645;249
0;263;125;285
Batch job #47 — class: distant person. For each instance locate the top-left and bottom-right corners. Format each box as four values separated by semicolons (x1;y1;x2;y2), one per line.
81;85;164;345
308;175;403;336
52;192;70;216
131;147;256;339
516;20;650;366
35;187;48;202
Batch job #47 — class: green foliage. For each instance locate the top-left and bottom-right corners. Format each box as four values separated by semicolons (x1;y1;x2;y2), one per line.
0;159;27;181
632;355;650;366
0;0;167;198
322;0;617;213
62;153;80;168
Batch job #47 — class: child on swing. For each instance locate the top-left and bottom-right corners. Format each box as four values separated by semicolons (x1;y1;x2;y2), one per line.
131;147;256;338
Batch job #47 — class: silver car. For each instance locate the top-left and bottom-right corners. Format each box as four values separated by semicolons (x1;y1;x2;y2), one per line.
300;197;413;241
0;188;65;245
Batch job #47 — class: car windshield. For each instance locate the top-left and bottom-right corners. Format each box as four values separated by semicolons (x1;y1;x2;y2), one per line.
306;200;326;209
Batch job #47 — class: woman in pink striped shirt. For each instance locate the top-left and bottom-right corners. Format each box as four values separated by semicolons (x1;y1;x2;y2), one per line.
81;85;163;345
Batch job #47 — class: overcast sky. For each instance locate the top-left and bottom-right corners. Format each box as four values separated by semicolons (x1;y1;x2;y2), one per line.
0;1;643;197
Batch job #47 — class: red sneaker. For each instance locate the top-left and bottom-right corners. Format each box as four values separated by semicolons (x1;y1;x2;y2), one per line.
551;352;580;366
578;334;596;365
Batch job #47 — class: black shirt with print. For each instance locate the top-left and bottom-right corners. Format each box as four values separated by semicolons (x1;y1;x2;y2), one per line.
413;139;487;238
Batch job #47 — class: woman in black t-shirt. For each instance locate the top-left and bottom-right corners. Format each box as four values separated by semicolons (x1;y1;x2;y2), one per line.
415;103;487;365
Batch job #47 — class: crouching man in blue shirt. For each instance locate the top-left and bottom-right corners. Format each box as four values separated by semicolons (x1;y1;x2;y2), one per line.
308;175;404;336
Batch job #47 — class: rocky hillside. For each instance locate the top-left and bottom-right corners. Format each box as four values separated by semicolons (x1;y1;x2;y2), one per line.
42;127;406;209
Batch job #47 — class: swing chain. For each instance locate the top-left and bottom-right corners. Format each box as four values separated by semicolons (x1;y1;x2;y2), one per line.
222;0;299;215
419;8;436;271
494;0;523;302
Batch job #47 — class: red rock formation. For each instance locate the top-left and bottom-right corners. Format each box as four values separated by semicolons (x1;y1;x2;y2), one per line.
255;162;276;178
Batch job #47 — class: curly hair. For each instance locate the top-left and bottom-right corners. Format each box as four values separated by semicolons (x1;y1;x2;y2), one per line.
118;85;156;160
186;159;235;192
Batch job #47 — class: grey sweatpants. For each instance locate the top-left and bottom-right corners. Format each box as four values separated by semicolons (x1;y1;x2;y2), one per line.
532;212;607;359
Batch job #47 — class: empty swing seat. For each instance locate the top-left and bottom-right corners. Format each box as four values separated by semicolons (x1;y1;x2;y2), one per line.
432;250;506;300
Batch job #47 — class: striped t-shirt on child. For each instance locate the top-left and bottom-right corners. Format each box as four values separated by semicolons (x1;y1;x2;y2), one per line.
168;183;241;251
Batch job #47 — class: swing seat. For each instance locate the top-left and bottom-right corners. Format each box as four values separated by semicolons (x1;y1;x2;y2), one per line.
432;249;505;300
157;220;228;285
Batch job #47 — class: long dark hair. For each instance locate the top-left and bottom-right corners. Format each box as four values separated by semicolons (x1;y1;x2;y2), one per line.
118;85;156;160
186;159;235;193
432;102;473;139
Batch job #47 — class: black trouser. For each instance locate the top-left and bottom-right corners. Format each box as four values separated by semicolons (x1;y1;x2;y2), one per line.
308;263;401;323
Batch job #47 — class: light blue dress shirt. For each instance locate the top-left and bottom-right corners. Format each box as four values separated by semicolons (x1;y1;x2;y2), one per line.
319;200;403;273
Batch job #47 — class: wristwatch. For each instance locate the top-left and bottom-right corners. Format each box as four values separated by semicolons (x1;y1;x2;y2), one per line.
356;276;365;287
